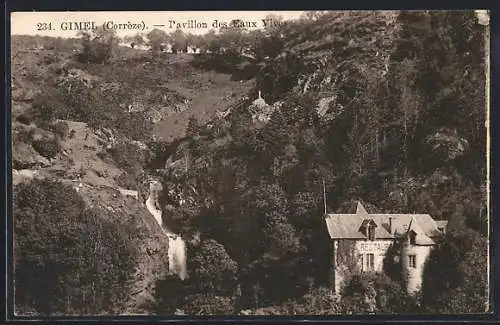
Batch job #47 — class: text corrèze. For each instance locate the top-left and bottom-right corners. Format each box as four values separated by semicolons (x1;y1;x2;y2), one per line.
60;21;146;31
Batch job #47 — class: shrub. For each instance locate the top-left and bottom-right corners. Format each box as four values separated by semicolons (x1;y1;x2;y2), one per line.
108;141;146;175
154;275;187;314
342;272;419;314
291;287;341;315
179;294;234;315
14;179;86;314
30;91;66;127
188;239;239;296
186;115;201;138
421;229;488;313
116;172;137;190
383;238;404;284
32;137;61;159
115;112;153;142
49;121;70;139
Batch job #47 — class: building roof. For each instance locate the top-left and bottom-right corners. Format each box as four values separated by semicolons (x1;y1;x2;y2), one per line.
324;202;446;245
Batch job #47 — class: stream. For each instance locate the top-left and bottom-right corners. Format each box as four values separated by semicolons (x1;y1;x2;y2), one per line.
145;179;187;280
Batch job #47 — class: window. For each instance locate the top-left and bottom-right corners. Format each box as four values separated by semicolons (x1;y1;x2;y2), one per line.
359;254;364;271
368;226;375;241
409;231;416;245
408;255;417;268
366;253;374;271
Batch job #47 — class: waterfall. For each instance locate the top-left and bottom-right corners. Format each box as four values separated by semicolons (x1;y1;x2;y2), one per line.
168;236;187;281
145;179;187;280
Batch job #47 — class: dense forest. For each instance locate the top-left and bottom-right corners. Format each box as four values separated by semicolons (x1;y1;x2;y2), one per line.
12;10;489;316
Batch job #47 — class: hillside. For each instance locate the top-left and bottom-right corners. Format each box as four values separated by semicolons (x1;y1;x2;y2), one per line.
148;10;488;313
11;32;257;315
11;10;488;316
12;35;254;142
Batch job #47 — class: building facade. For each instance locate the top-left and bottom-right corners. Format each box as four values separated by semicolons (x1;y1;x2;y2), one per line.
324;202;447;294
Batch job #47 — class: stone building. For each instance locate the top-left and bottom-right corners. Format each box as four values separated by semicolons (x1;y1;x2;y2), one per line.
324;202;447;294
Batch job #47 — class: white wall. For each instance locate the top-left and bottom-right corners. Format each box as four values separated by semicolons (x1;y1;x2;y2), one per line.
332;239;392;293
401;243;432;294
354;240;393;273
332;238;434;295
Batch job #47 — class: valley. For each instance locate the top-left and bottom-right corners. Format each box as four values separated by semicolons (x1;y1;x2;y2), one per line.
11;10;489;316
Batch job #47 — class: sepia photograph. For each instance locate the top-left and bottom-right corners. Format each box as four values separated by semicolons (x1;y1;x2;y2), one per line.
9;10;490;317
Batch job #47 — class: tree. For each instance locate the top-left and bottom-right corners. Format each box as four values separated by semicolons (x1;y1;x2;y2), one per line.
300;11;330;21
199;29;217;53
421;228;488;313
14;179;138;315
288;191;319;228
185;33;202;49
262;14;284;35
108;140;149;177
77;26;119;64
188;239;238;296
258;108;291;160
218;20;248;56
228;183;308;305
154;275;187;314
133;33;145;47
288;287;342;315
170;29;187;52
147;28;168;55
125;33;146;48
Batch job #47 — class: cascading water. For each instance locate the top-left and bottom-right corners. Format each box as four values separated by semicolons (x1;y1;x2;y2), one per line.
168;236;187;280
145;179;187;280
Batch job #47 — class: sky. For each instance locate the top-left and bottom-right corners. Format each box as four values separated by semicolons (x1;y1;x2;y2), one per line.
11;11;307;38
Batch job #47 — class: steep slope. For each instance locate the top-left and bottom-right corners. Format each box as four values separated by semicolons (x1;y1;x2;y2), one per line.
146;10;487;311
12;118;171;314
257;11;400;114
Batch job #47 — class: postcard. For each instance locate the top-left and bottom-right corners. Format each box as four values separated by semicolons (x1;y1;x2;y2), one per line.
9;10;491;317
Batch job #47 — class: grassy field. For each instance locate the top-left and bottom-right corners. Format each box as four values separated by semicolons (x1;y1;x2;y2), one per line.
12;36;255;142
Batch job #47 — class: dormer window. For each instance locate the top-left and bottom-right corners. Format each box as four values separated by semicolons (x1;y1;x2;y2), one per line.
360;219;377;241
409;231;416;245
368;225;375;241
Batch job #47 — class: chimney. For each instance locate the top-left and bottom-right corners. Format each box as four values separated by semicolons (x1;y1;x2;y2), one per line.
258;90;262;99
388;217;393;234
